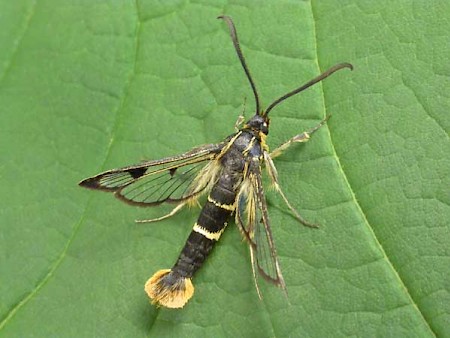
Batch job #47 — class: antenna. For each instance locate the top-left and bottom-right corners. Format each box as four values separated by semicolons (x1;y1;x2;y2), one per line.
264;63;353;116
218;15;261;115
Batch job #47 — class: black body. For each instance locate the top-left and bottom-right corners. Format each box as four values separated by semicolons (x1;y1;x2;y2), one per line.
78;15;352;308
172;130;260;278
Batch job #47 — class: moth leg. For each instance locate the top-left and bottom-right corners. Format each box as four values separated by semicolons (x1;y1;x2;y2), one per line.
264;152;319;228
274;183;319;228
234;97;247;131
135;202;186;223
270;114;331;159
249;245;263;300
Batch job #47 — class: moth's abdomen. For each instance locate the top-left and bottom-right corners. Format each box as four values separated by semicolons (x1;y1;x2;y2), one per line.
145;269;194;309
145;173;238;308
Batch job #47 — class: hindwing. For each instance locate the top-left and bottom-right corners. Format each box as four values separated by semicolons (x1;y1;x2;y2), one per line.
235;160;286;290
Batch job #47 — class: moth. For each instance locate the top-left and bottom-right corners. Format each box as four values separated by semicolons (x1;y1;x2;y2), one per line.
79;15;353;308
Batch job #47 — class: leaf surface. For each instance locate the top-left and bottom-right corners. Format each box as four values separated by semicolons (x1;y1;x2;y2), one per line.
0;1;448;337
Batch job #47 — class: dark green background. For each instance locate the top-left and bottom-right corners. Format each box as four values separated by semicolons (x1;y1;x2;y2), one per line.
0;1;448;337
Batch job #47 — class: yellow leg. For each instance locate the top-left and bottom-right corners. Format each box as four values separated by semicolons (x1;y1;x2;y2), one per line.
264;152;319;228
249;245;263;300
274;183;319;228
234;97;247;131
270;115;331;159
136;203;185;223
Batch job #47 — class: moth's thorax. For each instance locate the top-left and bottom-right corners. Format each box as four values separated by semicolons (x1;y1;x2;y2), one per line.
231;130;265;159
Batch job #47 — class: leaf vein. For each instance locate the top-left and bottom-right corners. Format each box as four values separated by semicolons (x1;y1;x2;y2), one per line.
0;0;37;85
309;0;437;336
0;1;144;331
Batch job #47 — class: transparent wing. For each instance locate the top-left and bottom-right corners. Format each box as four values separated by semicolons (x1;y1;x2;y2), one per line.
235;163;286;289
79;143;224;206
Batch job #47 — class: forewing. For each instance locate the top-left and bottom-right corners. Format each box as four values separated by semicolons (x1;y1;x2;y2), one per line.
79;143;224;206
236;163;286;289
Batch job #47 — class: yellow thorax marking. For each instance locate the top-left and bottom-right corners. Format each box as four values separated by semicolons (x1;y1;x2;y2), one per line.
242;137;256;156
217;131;242;160
207;195;235;211
193;222;227;241
260;132;269;152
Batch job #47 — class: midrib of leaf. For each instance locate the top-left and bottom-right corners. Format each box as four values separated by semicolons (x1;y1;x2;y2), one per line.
309;1;436;336
0;0;37;85
0;1;143;331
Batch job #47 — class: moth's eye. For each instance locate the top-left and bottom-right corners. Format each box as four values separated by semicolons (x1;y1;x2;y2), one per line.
263;122;267;127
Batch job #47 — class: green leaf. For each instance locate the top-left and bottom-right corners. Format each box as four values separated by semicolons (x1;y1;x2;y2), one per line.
1;1;448;337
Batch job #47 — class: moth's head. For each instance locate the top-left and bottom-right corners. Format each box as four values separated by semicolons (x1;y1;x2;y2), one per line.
244;114;270;135
219;16;353;139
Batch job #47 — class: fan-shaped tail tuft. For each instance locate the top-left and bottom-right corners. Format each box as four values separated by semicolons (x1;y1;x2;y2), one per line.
145;269;194;308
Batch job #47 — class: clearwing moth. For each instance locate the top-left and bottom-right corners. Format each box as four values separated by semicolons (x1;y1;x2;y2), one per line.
79;16;353;308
